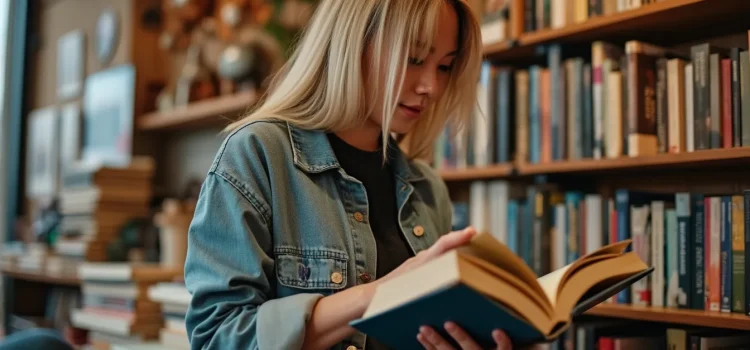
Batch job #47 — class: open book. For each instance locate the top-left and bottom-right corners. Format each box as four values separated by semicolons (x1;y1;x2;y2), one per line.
350;233;652;348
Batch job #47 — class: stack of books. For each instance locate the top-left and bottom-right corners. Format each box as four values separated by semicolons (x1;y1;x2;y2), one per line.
55;157;155;262
148;281;191;349
71;262;180;349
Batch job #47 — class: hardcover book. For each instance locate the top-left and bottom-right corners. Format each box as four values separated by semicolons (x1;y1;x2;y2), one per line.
350;233;652;348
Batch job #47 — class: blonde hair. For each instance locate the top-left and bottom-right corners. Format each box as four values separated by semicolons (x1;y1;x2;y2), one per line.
225;0;483;160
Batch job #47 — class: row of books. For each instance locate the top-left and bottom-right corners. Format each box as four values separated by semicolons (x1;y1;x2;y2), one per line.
520;0;664;34
54;157;155;262
70;263;181;349
434;34;750;169
478;0;665;47
456;180;750;314
577;323;750;349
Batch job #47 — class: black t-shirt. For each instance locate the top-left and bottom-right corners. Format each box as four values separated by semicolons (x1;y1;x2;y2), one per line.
327;133;413;350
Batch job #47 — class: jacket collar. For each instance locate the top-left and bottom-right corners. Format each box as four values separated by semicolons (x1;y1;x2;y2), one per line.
286;122;425;182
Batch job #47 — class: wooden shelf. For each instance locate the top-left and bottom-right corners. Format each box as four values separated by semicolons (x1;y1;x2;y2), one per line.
585;304;750;331
137;90;258;131
439;164;515;182
484;0;750;62
0;265;80;287
516;147;750;176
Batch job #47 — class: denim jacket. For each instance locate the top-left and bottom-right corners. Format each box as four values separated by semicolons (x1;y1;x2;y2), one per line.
184;120;453;350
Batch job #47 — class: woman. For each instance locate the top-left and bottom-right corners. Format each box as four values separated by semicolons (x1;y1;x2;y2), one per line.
184;1;513;349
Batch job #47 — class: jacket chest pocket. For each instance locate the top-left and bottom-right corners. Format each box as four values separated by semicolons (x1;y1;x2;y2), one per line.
274;247;349;294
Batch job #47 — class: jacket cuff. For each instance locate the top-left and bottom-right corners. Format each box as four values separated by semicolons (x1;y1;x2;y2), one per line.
257;293;324;349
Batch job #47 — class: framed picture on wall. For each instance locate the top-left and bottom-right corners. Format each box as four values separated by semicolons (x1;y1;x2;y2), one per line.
57;29;85;101
26;106;59;199
82;64;135;167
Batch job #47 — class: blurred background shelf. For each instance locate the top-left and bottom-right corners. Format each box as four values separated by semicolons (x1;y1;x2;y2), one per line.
484;0;750;62
439;164;515;182
0;265;80;287
137;90;258;131
586;304;750;331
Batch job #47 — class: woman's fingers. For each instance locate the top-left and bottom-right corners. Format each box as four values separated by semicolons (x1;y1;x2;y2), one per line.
417;332;437;350
425;227;477;257
492;329;513;350
444;322;482;350
418;326;455;350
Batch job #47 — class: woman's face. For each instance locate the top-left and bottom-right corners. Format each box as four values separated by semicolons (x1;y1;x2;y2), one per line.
365;4;459;135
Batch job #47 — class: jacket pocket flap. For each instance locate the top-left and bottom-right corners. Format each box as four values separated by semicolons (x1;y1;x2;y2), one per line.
275;247;348;290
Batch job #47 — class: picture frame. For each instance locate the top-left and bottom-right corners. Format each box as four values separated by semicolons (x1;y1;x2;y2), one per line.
56;29;85;101
82;64;136;167
26;106;59;199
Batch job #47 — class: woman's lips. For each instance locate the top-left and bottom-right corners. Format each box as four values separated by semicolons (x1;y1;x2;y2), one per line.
399;104;423;119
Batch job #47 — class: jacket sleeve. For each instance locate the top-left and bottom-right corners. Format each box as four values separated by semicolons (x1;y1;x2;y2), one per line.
184;170;324;350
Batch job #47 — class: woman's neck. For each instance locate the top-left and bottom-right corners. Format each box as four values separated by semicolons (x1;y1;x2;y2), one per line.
334;122;383;152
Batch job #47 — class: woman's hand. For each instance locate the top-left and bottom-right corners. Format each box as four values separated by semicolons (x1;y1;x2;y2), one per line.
417;322;512;350
377;227;477;284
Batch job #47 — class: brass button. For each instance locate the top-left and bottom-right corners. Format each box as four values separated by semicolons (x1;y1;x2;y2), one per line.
354;212;364;222
331;272;343;284
346;346;357;350
413;225;424;237
359;273;371;283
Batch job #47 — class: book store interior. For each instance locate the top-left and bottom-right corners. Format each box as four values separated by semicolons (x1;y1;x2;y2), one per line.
2;0;750;349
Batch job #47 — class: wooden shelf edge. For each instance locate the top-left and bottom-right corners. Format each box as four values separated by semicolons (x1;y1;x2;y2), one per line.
585;304;750;331
137;90;258;131
1;266;80;286
517;147;750;176
439;164;515;181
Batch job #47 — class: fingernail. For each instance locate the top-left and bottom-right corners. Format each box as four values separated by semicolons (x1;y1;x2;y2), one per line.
444;322;455;330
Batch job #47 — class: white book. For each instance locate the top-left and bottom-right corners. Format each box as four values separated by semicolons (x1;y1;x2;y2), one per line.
553;204;567;271
469;181;489;234
488;181;509;243
668;59;687;153
585;195;602;254
630;204;651;306
606;71;623;159
650;201;665;307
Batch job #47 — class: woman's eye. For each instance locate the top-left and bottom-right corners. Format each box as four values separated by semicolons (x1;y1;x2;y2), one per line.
408;57;424;65
439;65;453;73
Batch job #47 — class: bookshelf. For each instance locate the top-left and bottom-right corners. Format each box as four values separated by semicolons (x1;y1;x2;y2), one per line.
137;90;258;131
586;304;750;331
442;0;750;346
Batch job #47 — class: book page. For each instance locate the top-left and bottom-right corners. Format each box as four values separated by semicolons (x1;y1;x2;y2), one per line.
459;233;546;300
537;263;573;307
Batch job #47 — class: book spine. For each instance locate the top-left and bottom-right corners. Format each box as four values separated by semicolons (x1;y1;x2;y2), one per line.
583;64;594;158
593;43;604;159
616;190;631;303
627;50;658;156
496;70;511;163
741;51;750;147
529;66;540;164
730;48;742;147
693;193;705;310
691;44;710;150
721;196;732;313
732;195;746;314
722;58;733;148
656;58;668;153
507;200;519;254
651;201;665;307
708;197;721;312
745;190;750;316
676;193;693;309
548;45;563;161
686;63;695;152
666;209;679;308
709;54;723;149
